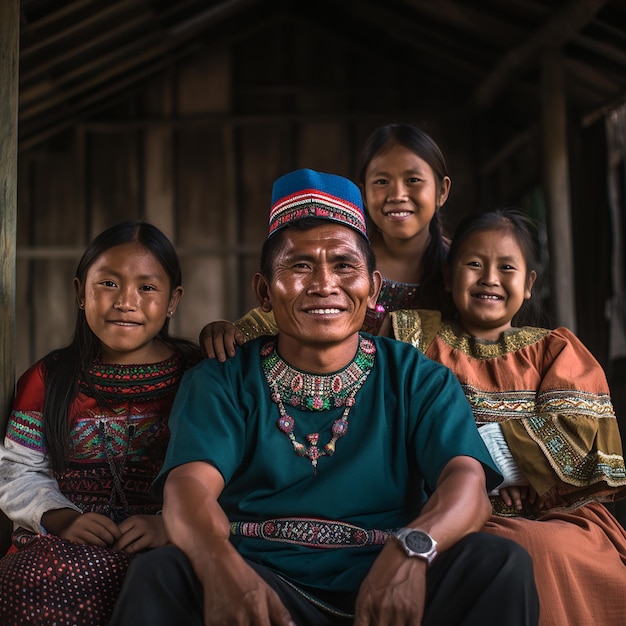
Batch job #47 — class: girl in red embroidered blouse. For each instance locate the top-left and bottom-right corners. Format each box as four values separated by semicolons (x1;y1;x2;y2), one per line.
0;221;200;625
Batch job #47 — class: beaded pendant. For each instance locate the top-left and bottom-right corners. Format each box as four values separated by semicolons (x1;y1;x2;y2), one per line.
262;335;376;474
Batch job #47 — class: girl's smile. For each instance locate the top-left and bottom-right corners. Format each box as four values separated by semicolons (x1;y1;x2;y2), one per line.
448;228;536;341
75;242;182;364
363;143;450;245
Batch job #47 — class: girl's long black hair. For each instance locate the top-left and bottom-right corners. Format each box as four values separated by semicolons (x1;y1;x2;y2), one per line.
43;221;198;474
358;123;452;314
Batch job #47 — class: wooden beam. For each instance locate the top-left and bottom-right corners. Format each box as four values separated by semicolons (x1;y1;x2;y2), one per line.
20;31;163;109
16;243;277;259
0;0;19;553
583;90;626;128
20;12;155;84
398;0;524;45
19;1;206;84
542;48;577;331
339;0;486;81
565;57;623;94
18;8;287;151
20;0;148;59
20;0;97;32
19;6;276;138
21;36;181;121
472;0;610;110
18;41;203;152
480;126;537;176
571;31;626;68
81;111;402;131
168;0;264;37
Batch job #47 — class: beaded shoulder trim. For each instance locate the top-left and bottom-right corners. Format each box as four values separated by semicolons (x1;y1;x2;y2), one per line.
438;324;550;359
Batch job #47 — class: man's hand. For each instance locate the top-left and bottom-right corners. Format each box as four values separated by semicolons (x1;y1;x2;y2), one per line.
164;462;294;625
199;321;244;361
354;540;427;626
114;514;168;552
197;540;295;626
352;456;492;625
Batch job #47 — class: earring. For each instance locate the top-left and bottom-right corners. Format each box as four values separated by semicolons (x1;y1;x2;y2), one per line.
78;302;85;309
167;311;173;318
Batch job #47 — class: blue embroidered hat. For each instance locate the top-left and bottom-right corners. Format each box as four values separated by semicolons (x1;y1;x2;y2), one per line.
268;169;368;241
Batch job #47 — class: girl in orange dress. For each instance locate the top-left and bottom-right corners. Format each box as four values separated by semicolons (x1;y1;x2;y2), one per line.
392;208;626;626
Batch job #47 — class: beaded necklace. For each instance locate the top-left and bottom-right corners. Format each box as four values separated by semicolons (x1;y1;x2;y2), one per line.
261;335;376;474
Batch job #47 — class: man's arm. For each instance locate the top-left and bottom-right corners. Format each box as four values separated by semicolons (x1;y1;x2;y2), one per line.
162;461;294;626
354;456;491;626
405;455;491;548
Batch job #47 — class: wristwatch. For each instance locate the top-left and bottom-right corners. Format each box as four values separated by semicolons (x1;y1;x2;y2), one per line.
392;528;438;564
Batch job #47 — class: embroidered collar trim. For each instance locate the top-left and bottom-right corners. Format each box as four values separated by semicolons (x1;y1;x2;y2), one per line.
260;335;376;411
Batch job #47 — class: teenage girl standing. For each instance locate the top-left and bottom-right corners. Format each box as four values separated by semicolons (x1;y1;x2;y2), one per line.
358;123;451;334
201;123;453;358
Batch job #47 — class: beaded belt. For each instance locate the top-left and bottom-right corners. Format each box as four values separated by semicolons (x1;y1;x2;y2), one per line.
230;518;391;548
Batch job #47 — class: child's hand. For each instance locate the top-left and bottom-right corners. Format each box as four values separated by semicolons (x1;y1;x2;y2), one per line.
498;486;529;510
55;511;122;546
535;492;568;511
199;321;244;361
497;485;543;511
114;514;168;553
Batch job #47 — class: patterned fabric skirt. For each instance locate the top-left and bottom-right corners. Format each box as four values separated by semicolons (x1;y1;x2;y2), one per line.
482;501;626;626
0;530;135;625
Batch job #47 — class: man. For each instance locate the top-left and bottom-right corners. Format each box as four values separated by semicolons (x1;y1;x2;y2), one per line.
110;169;538;625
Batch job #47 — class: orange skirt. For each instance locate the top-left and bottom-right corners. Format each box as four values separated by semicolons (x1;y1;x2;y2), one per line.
482;501;626;626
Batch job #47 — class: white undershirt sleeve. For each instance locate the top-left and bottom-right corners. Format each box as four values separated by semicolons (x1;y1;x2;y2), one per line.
0;438;81;533
479;422;529;495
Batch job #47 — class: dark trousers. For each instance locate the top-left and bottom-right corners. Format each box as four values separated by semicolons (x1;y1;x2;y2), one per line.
109;532;539;625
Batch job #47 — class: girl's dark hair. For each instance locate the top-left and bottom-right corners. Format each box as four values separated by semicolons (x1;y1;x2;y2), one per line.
447;208;549;328
358;123;451;312
260;217;376;281
43;221;197;473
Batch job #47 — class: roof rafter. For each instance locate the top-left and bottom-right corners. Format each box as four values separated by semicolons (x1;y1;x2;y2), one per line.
472;0;611;110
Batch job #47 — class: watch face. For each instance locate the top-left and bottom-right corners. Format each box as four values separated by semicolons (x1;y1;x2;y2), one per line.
405;530;433;554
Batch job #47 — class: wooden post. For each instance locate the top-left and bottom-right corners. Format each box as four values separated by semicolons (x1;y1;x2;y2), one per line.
0;0;19;550
0;0;19;431
541;48;577;331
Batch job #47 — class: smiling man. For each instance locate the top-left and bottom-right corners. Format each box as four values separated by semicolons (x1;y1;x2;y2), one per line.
110;169;539;626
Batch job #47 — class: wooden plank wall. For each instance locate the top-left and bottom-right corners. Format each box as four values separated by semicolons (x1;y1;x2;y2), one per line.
13;35;395;376
10;12;626;535
15;17;619;390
